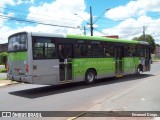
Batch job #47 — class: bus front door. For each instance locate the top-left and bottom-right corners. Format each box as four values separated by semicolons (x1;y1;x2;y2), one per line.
115;47;124;76
58;44;73;83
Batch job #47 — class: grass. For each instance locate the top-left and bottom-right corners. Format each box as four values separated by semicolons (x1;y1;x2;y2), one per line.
153;57;160;60
0;68;7;73
0;78;8;80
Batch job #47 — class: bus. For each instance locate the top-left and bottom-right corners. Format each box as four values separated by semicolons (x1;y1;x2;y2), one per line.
7;32;151;85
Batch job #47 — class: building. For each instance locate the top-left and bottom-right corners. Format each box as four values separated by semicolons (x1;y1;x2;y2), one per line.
103;35;119;39
0;43;8;52
155;45;160;58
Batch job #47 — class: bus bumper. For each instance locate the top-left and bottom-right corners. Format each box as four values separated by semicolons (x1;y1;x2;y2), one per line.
8;75;33;83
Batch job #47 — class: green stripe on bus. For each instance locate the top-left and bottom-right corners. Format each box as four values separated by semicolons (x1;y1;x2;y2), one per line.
67;34;139;44
72;58;115;77
8;52;27;61
72;57;140;78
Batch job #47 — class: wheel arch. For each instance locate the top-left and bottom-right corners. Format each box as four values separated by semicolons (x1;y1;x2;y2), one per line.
85;68;97;76
137;64;143;72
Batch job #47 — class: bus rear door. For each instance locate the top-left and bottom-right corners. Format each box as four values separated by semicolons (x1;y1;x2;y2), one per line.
58;44;73;83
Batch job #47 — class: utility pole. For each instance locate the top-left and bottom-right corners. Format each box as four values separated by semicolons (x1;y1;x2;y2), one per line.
75;6;109;36
90;6;93;36
143;26;147;41
84;26;86;35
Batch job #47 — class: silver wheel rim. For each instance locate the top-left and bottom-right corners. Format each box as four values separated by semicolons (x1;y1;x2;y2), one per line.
137;68;140;74
87;72;94;82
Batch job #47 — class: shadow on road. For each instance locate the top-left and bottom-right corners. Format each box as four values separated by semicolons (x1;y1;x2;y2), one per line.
9;74;153;99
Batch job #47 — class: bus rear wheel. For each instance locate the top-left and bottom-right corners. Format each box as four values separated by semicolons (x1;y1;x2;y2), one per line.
85;70;96;84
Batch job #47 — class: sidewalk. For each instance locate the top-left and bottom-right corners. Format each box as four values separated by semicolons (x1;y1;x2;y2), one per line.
0;80;18;86
0;70;18;86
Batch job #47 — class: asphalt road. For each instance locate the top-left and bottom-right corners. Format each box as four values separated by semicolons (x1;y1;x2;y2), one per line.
0;61;160;118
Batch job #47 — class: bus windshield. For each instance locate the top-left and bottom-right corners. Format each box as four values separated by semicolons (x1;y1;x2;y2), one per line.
8;33;27;52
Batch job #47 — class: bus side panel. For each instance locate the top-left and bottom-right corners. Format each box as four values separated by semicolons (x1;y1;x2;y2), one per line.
72;59;85;82
32;60;59;85
123;57;139;75
72;58;115;82
95;58;115;79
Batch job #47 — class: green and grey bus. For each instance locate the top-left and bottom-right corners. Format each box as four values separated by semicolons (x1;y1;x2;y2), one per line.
7;31;151;85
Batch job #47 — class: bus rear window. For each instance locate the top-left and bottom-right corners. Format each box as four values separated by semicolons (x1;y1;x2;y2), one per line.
8;33;27;52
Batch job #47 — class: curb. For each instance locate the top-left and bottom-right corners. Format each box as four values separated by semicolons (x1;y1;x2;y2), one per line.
0;80;19;87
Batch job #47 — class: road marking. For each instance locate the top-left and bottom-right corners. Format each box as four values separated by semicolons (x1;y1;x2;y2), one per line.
67;112;86;120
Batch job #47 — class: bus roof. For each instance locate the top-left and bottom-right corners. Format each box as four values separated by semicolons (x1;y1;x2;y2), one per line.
67;34;149;45
9;31;149;45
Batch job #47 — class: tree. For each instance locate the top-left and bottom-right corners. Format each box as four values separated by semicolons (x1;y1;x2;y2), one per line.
132;34;156;53
0;52;7;69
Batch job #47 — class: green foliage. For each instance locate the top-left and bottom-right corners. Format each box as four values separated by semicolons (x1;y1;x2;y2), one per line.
0;68;7;73
156;44;160;47
133;34;156;53
0;52;7;67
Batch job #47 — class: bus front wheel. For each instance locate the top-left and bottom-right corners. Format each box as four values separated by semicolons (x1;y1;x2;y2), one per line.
85;69;96;84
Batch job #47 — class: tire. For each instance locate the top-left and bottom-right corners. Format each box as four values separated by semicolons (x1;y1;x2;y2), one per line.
137;66;142;75
85;70;96;84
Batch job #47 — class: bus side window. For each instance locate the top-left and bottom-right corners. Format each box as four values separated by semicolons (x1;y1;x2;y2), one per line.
104;43;113;57
76;44;87;57
80;45;87;57
33;37;56;59
124;45;133;57
131;45;136;56
104;47;111;57
76;45;81;56
45;42;56;58
138;46;144;57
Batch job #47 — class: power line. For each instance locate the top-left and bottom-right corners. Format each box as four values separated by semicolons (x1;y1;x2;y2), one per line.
93;8;110;24
0;14;78;29
94;28;108;36
0;6;82;22
1;7;159;37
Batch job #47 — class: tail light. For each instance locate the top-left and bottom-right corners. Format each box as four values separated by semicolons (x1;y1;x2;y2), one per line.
26;64;29;73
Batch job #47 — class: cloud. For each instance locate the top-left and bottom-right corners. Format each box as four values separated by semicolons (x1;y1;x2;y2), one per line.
100;15;160;43
25;0;34;4
0;0;15;7
0;0;17;27
0;0;88;43
27;0;89;31
105;0;160;20
16;0;35;5
0;26;13;43
102;0;160;44
17;0;23;5
1;0;159;45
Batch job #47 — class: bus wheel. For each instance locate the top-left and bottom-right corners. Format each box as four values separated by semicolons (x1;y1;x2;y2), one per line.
85;70;96;84
137;66;142;74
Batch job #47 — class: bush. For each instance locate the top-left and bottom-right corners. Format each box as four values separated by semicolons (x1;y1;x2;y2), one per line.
0;68;7;73
0;52;7;68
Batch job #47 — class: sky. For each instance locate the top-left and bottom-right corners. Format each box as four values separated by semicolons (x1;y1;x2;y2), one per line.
0;0;160;44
